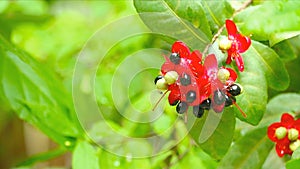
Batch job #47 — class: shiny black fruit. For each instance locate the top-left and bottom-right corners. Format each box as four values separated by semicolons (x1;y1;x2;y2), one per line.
186;90;196;103
176;102;188;114
170;53;180;64
199;98;211;110
227;84;242;96
180;73;191;86
193;106;204;118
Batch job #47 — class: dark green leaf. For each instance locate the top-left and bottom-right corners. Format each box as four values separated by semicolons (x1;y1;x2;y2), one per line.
189;108;235;160
285;52;300;93
286;159;300;169
134;0;210;50
234;48;267;125
162;0;212;39
73;141;100;169
0;35;81;145
218;127;273;169
250;41;289;91
272;40;297;62
201;0;234;33
235;1;300;46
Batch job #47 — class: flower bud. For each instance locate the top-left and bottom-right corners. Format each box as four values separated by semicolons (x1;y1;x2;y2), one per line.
275;127;287;140
156;78;168;90
289;139;300;152
219;38;232;52
217;68;230;83
288;128;299;141
164;71;179;85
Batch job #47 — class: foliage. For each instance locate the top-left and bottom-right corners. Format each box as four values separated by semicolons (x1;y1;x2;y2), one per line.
0;0;300;169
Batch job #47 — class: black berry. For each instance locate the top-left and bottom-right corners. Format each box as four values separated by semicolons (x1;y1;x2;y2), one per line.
170;53;180;64
180;73;191;86
225;95;236;107
186;90;196;103
176;102;188;114
154;75;163;85
227;84;242;96
193;106;204;118
199;98;211;110
213;90;226;105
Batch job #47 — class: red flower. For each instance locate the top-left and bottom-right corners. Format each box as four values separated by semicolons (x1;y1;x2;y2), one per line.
161;41;211;106
156;41;242;117
267;113;300;157
203;54;238;113
224;20;251;72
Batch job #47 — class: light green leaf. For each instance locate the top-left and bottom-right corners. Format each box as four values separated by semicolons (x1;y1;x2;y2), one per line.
270;31;300;47
134;0;210;50
267;93;300;115
292;147;300;159
235;1;300;45
73;141;100;169
258;93;300;128
262;148;285;169
218;127;273;169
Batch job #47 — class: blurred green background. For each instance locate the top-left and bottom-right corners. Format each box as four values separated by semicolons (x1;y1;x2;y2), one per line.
0;0;148;168
0;0;196;168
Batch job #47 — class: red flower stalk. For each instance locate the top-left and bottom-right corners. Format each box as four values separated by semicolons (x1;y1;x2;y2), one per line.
223;20;251;72
267;113;300;157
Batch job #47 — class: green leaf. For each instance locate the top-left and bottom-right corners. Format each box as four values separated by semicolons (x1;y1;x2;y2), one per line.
250;41;289;91
235;1;300;45
189;108;235;160
218;127;273;169
272;40;297;62
16;147;67;167
73;141;100;169
262;149;285;169
258;93;300;128
160;0;212;39
270;31;300;47
134;0;210;50
292;147;300;159
172;148;217;169
201;0;234;33
286;159;300;169
267;93;300;115
234;49;267;125
0;35;81;145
